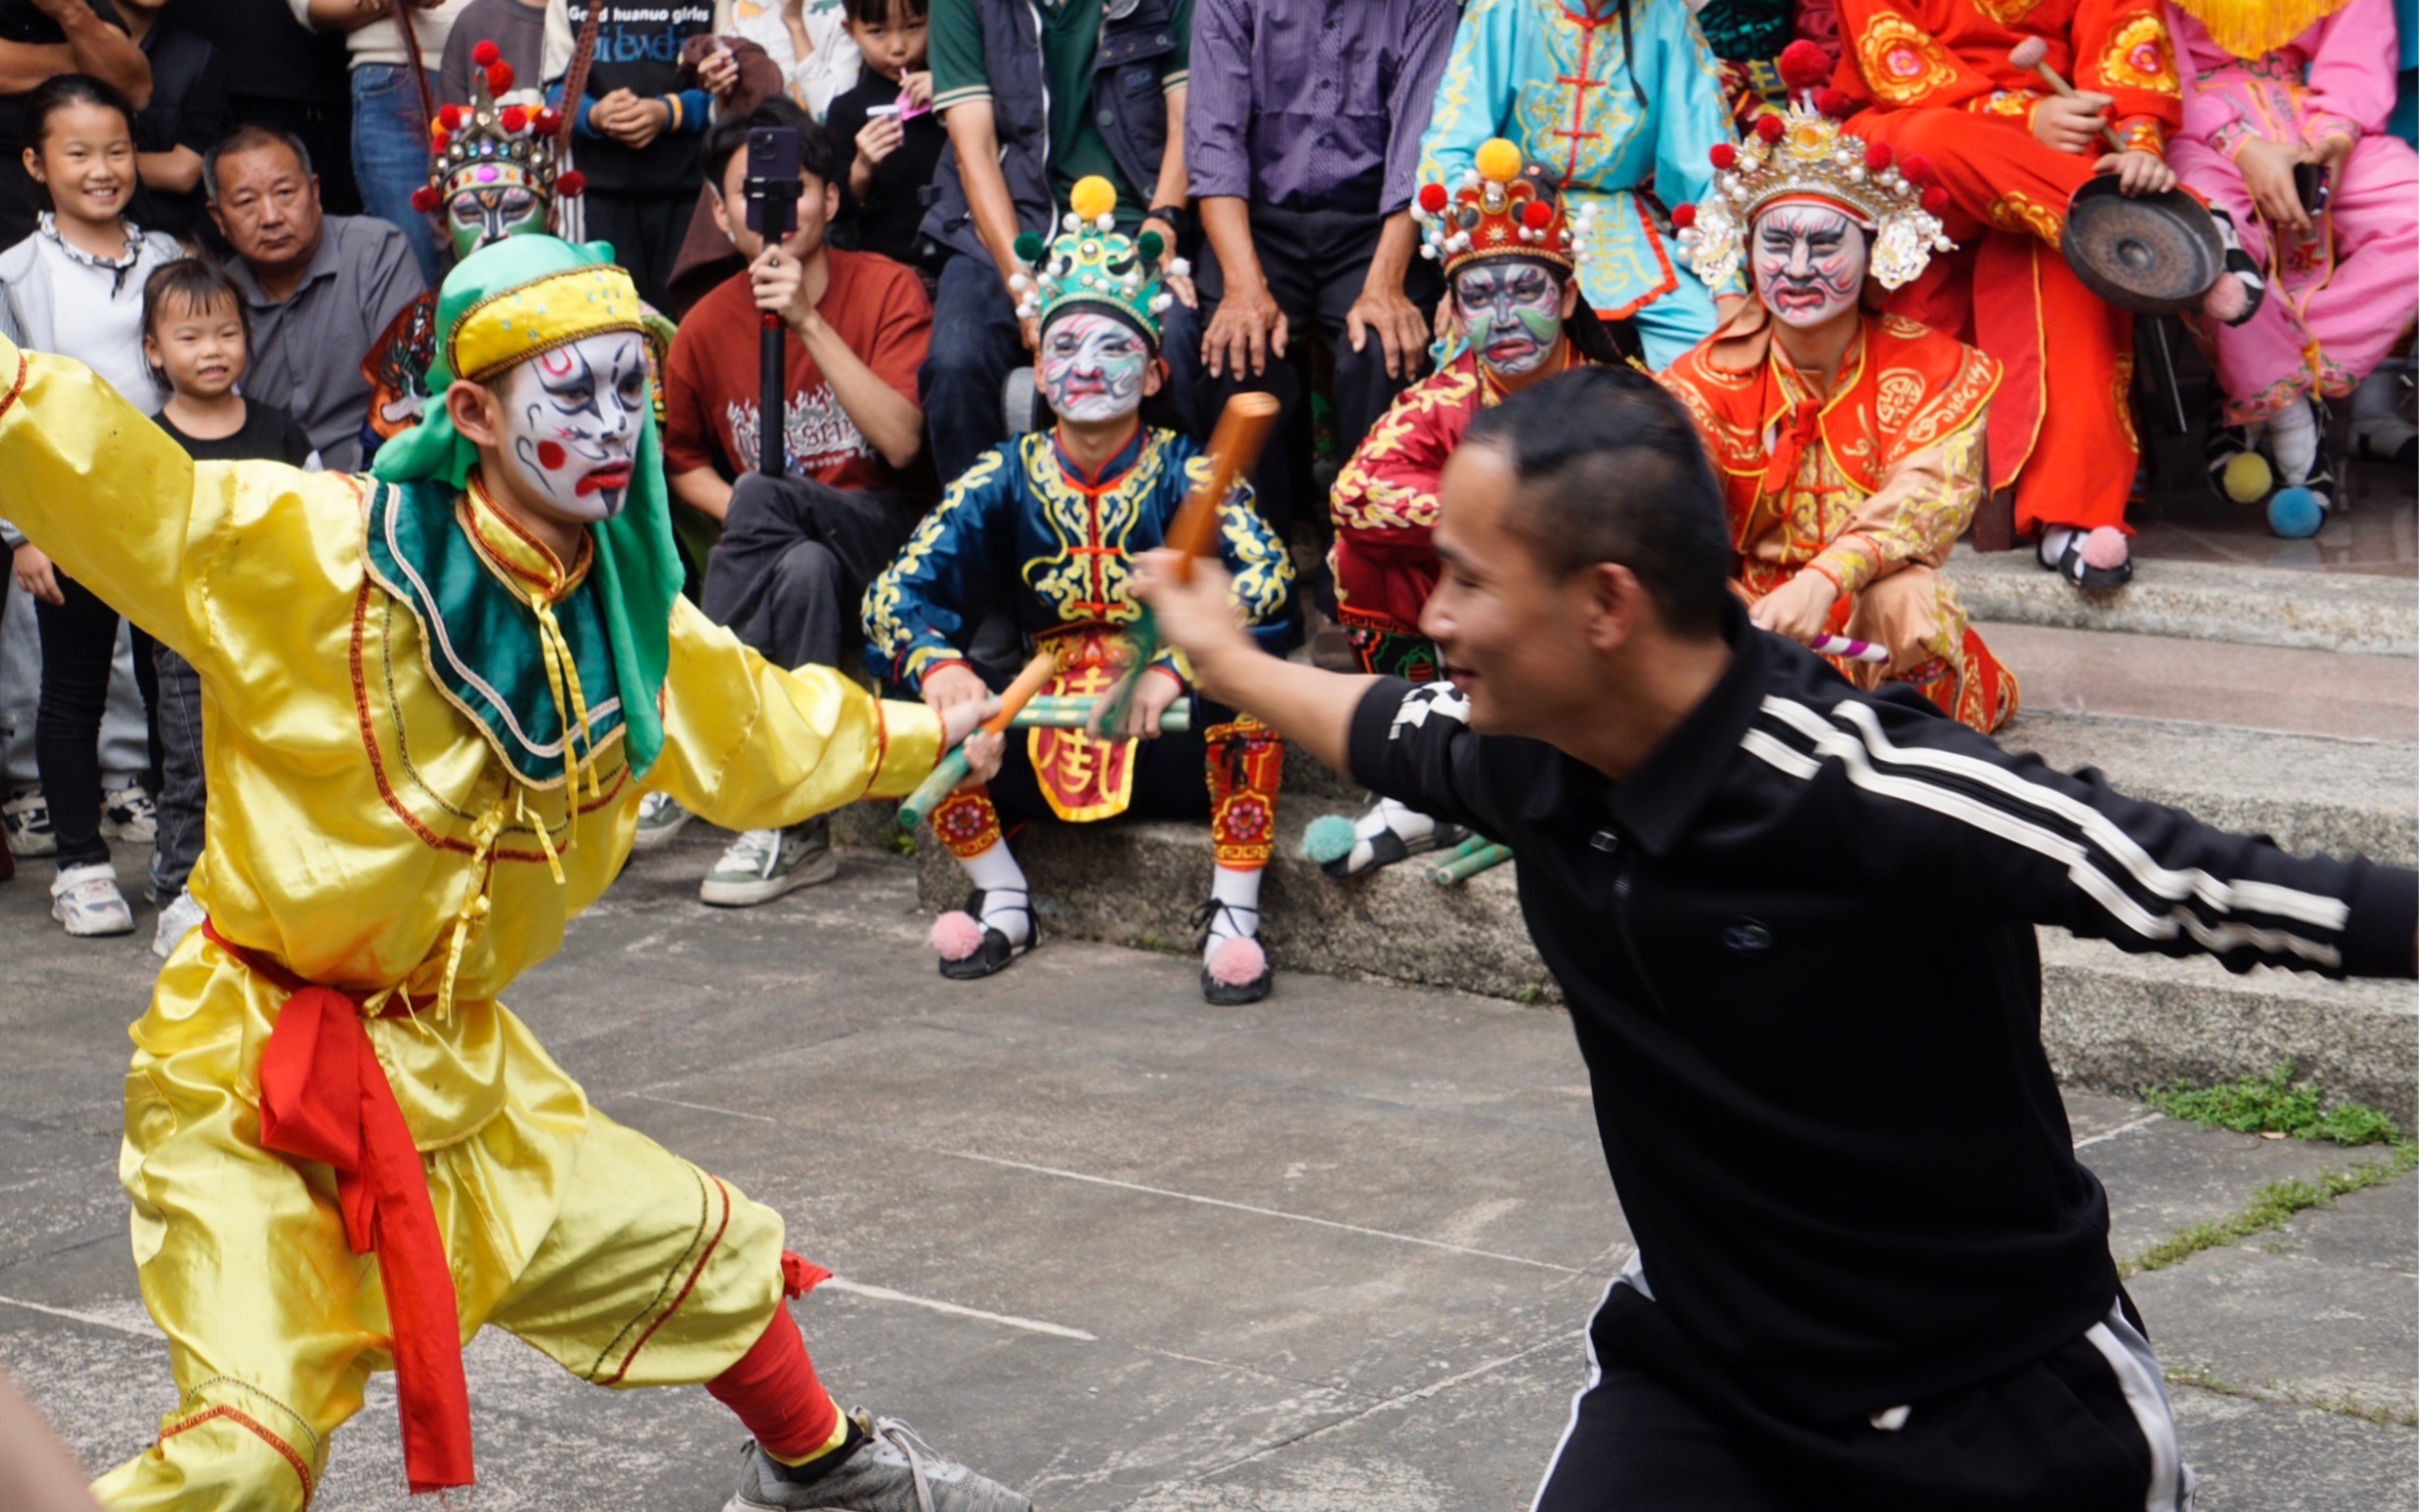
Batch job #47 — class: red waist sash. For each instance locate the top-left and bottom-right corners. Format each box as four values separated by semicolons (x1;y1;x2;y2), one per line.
201;921;474;1494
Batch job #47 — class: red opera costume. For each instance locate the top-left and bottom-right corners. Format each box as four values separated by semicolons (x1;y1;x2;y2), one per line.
1833;0;2184;538
1667;307;2019;729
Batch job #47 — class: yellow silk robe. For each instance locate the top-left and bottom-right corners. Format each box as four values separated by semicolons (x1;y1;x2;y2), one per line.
0;335;940;1509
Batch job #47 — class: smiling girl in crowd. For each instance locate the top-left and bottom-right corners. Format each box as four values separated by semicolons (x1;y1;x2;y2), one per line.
138;257;318;956
1;74;182;939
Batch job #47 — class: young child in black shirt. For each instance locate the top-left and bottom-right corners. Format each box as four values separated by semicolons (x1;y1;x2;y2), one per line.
824;0;943;279
138;257;315;956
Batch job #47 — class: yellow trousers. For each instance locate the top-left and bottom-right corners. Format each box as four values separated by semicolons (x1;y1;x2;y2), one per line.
93;944;786;1511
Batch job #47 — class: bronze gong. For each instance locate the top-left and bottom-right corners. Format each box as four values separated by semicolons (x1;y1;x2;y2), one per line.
2060;179;2224;315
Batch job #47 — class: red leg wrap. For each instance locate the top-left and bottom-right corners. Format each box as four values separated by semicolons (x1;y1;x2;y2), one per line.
930;785;1004;860
705;1303;841;1463
1206;715;1285;871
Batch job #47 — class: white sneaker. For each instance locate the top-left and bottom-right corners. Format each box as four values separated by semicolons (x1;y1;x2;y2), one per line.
4;788;57;857
633;790;694;852
101;784;158;844
153;888;205;958
700;819;837;906
52;862;134;937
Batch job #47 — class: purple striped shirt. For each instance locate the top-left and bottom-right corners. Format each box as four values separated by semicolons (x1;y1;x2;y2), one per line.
1183;0;1459;215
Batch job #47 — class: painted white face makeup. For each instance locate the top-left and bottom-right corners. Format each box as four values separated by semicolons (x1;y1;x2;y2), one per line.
1452;260;1565;378
1038;309;1152;422
495;331;648;526
1751;201;1868;329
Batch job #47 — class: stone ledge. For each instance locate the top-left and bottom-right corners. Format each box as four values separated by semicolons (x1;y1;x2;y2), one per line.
1946;546;2418;658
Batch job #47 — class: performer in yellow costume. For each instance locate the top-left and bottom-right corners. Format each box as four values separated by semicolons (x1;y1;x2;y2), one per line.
0;235;1028;1512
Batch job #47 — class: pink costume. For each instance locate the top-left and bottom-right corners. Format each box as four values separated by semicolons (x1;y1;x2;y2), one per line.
2165;0;2418;425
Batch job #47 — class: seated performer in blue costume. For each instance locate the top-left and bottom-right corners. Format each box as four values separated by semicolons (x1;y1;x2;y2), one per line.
863;177;1295;1005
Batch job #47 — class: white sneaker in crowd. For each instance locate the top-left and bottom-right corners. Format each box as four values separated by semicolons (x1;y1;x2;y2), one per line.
700;819;837;906
52;862;134;937
4;787;57;857
101;783;158;844
153;888;206;958
633;790;694;852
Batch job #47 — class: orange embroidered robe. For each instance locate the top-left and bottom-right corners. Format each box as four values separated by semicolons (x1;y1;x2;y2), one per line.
1829;0;2183;538
1663;305;2019;732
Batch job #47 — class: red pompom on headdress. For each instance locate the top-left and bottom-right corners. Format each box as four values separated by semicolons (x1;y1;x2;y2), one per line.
1864;142;1893;171
471;39;501;66
1754;113;1787;142
1899;152;1934;185
1671;202;1696;230
1519;198;1554;230
533;106;562;135
439;103;467;132
485;61;515;93
1920;186;1950;214
1815;86;1851;119
1777;39;1832;92
1417;182;1449;214
555;169;586;196
1710;141;1738;169
500;104;528;133
410;185;442;213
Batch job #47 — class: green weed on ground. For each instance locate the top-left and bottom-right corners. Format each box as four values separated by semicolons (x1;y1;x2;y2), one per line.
2143;1064;2403;1146
2119;1142;2418;1278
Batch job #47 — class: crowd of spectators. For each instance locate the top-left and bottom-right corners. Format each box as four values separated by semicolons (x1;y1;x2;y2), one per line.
0;0;2413;935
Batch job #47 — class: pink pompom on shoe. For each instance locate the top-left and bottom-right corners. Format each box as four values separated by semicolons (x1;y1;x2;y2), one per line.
930;910;987;961
1205;935;1267;988
2078;526;2130;572
2201;275;2249;326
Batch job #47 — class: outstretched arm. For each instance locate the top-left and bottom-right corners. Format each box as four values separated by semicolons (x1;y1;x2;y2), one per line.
1134;550;1368;774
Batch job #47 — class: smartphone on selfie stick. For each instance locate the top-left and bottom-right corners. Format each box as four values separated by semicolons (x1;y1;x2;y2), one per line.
742;126;803;477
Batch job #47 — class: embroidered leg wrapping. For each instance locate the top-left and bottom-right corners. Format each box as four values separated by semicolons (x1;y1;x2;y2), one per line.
1339;609;1441;682
929;786;1004;861
1207;715;1285;872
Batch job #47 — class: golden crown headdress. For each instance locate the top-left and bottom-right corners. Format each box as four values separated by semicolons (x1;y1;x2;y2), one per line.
1412;138;1596;279
1009;176;1180;347
1674;41;1952;292
412;42;581;215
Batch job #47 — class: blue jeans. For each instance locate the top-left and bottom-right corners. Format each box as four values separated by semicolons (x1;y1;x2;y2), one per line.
919;250;1207;486
352;64;442;287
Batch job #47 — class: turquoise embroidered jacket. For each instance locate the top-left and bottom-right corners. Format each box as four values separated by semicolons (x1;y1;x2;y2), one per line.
1419;0;1741;321
861;426;1294;692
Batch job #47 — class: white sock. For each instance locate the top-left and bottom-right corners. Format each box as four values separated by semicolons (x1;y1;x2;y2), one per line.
2037;525;2078;570
957;842;1031;946
2264;400;2319;485
1202;864;1262;962
2351;367;2414;449
1358;796;1435;846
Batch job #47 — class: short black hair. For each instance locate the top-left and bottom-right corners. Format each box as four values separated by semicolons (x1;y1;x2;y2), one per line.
1462;366;1732;640
203;123;315;202
842;0;927;23
704;98;844;194
140;258;249;390
22;74;134;151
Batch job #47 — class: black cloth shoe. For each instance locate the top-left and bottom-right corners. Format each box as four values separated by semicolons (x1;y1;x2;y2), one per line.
937;889;1036;980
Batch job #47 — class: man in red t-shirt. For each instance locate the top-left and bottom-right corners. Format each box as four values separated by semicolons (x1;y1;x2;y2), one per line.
657;99;936;905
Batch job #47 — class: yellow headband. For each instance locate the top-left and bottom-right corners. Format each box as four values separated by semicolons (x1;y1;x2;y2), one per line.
446;265;645;384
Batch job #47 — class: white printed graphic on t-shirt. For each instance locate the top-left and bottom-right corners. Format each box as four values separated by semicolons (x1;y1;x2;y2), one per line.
723;385;876;477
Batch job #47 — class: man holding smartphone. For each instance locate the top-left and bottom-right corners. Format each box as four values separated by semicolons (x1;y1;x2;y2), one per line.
652;99;937;904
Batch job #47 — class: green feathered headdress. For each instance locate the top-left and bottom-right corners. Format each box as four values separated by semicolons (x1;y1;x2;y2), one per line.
372;236;679;779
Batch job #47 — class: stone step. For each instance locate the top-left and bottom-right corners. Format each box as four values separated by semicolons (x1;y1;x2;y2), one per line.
1944;545;2417;658
900;708;2416;1118
911;809;2418;1124
1977;622;2418;743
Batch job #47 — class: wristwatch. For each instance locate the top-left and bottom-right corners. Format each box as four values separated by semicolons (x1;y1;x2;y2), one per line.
1143;202;1191;247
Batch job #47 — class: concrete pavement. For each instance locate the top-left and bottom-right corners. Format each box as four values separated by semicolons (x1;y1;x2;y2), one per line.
2;834;2411;1509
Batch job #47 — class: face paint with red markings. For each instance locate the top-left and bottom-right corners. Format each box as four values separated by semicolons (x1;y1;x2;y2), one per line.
1751;201;1867;329
494;331;648;528
1037;309;1151;422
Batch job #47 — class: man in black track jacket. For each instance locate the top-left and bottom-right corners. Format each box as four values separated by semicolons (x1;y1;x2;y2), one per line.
1129;365;2417;1512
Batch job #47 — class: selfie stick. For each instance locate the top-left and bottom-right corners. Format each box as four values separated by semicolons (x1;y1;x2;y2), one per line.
742;128;804;477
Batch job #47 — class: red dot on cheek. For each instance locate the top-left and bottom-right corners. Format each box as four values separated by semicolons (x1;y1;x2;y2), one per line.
536;441;567;470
